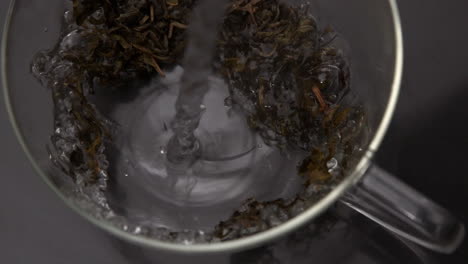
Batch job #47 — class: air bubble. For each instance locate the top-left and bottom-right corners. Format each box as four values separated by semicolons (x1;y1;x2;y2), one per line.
160;146;167;155
134;226;142;234
326;158;338;170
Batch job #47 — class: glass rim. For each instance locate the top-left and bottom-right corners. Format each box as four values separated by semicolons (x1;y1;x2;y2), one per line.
1;0;403;253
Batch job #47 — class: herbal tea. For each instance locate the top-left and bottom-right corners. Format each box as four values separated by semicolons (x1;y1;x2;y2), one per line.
32;0;366;243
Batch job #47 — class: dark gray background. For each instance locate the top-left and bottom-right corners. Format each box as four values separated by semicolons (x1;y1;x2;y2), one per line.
1;0;468;263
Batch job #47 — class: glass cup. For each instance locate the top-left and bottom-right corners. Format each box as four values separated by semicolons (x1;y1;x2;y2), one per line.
2;0;464;254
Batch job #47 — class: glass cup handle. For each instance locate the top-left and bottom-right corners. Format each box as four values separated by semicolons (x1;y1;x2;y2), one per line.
341;165;465;254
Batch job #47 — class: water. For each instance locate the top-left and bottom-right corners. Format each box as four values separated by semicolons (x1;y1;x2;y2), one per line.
106;68;304;231
166;0;229;165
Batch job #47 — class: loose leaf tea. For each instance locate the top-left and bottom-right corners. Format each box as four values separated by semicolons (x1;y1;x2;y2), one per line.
211;0;364;239
70;0;194;88
218;0;350;152
32;0;366;242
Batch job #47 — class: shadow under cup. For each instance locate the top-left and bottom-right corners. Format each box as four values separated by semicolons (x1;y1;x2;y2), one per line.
3;0;400;252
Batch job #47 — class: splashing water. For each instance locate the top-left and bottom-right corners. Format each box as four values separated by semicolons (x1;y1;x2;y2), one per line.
166;0;230;165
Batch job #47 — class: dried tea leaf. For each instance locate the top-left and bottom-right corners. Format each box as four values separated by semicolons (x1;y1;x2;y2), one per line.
166;0;180;6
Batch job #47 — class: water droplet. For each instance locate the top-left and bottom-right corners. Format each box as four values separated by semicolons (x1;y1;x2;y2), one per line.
64;11;73;23
124;173;129;177
200;104;206;110
43;27;48;32
348;120;357;127
134;226;142;234
160;146;167;155
318;73;327;84
327;158;338;170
